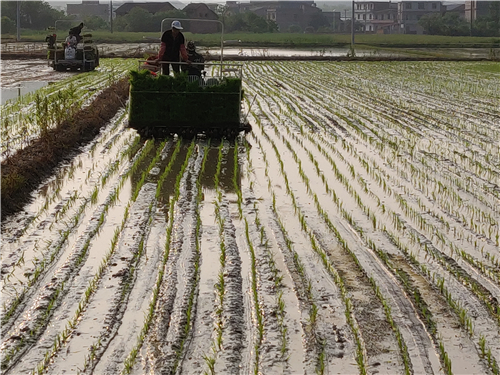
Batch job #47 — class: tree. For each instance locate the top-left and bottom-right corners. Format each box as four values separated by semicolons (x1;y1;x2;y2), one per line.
418;13;444;35
473;2;500;36
124;7;153;32
267;20;278;33
244;12;269;33
418;12;469;36
114;8;187;32
224;12;275;33
1;1;65;30
83;15;109;31
1;16;16;34
308;13;330;32
152;10;187;31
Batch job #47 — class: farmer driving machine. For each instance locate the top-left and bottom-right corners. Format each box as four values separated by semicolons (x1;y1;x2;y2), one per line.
46;20;99;72
128;19;250;138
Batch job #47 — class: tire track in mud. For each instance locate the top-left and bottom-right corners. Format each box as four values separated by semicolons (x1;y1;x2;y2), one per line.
138;143;205;375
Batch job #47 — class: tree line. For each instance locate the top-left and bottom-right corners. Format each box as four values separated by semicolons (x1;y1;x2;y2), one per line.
1;0;498;36
418;2;500;37
0;0;279;34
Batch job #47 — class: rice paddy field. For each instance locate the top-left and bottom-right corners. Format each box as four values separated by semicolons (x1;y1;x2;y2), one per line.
1;59;500;375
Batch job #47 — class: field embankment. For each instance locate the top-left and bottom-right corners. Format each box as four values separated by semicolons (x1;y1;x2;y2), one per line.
1;78;129;218
3;31;500;47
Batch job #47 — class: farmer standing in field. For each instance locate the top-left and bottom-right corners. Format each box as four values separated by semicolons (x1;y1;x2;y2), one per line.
158;20;190;75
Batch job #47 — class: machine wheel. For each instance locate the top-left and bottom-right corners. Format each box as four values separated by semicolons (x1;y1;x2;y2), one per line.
84;61;95;72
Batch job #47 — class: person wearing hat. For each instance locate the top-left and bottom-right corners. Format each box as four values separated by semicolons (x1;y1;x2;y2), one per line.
158;20;189;75
69;22;84;44
181;41;205;77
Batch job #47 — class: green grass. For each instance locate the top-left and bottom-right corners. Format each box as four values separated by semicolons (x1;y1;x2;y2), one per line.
3;29;499;47
462;61;500;73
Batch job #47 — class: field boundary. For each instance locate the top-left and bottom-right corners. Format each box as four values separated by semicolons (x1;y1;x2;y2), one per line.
0;79;130;220
1;52;499;62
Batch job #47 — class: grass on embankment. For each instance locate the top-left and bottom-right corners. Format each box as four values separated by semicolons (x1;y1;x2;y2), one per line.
0;79;130;220
3;30;500;48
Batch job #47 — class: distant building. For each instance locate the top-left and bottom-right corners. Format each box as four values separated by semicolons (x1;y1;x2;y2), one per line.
225;1;323;32
397;1;445;34
183;3;219;33
353;2;398;34
114;2;175;17
67;1;110;21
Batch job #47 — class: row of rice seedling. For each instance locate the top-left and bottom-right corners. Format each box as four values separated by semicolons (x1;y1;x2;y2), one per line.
119;140;201;375
0;125;141;329
244;61;498;374
64;139;181;375
2;137;162;372
328;64;497;220
0;135;159;373
322;61;498;284
191;140;245;374
246;105;367;373
270;61;500;288
1;107;133;264
312;81;500;288
231;120;310;373
234;135;298;373
247;89;420;374
1;59;136;160
252;138;332;372
258;62;500;374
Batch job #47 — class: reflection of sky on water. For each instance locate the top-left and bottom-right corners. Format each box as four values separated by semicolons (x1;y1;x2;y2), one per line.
97;43;496;59
97;43;407;57
1;81;48;105
206;47;406;57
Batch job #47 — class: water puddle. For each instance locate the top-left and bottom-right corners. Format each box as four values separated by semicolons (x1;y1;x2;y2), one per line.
1;81;50;104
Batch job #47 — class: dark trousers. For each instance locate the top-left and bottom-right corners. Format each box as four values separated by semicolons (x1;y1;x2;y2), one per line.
161;61;180;75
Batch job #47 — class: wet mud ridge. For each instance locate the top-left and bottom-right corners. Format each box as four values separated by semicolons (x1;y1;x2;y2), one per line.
1;60;500;375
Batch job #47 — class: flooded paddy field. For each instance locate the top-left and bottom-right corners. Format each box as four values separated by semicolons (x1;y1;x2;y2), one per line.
1;60;500;375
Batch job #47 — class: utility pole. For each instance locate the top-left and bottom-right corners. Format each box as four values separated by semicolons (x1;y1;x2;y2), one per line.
110;0;113;33
332;9;336;33
16;0;20;42
351;0;355;49
469;1;474;37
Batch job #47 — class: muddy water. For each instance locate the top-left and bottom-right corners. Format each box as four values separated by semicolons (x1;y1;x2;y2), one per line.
2;61;500;375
